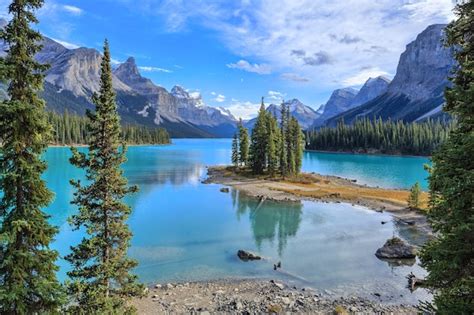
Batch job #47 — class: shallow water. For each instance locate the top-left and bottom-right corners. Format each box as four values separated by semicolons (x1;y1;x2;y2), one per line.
42;139;431;304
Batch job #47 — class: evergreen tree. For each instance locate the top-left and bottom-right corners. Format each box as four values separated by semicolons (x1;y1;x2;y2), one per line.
0;1;64;313
407;182;421;209
238;119;249;166
232;132;239;167
266;112;280;176
306;118;453;156
279;102;289;177
289;117;304;175
66;40;144;313
249;98;268;174
420;2;474;313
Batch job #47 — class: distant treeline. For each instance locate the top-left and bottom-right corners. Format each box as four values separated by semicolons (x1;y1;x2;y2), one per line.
306;118;454;156
47;111;171;145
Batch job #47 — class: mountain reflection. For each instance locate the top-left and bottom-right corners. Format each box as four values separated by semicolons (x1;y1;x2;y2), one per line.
125;162;203;187
233;190;302;256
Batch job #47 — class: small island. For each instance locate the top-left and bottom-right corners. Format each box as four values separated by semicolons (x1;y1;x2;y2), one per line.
205;165;432;237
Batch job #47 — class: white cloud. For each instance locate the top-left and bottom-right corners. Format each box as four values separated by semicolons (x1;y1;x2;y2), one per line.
50;37;80;49
138;66;173;73
188;91;201;99
111;58;122;65
213;94;226;103
268;90;286;102
342;67;391;86
224;99;260;120
62;5;83;16
227;59;271;75
280;73;310;83
151;0;455;88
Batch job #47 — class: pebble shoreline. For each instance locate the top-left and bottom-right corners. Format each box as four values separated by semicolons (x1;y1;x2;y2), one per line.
132;279;420;314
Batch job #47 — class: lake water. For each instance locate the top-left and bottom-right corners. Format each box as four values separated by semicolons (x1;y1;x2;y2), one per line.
43;139;431;304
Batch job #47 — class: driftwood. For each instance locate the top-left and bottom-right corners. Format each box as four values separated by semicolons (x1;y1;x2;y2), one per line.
254;196;267;211
395;217;416;225
407;272;426;291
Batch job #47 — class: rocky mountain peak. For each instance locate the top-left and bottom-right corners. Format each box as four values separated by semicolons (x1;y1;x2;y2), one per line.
115;56;141;79
351;76;391;107
388;24;455;100
171;85;190;99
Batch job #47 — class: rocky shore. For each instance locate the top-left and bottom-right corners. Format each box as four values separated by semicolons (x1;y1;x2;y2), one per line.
132;279;419;314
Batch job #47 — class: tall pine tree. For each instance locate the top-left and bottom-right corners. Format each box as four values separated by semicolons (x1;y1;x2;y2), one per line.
66;40;144;313
279;102;289;177
232;132;239;167
420;2;474;313
0;1;64;313
249;98;268;174
266;112;280;176
238;119;249;166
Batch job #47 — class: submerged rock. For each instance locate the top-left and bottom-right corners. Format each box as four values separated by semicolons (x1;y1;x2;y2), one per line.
237;250;261;261
375;237;416;259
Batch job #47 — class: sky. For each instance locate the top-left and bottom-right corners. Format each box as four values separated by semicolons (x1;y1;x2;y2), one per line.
0;0;456;119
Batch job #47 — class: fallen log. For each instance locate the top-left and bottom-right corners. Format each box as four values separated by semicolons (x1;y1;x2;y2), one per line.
407;272;426;291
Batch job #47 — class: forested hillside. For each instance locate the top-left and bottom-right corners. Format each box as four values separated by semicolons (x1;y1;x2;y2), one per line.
48;111;170;145
306;118;453;156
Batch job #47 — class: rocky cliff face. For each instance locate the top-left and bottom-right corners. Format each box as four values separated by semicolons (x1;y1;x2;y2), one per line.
388;24;455;100
326;24;455;125
312;88;357;126
313;76;391;127
351;76;390;107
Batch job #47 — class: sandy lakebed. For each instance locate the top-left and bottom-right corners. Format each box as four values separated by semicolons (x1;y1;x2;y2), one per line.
131;166;432;314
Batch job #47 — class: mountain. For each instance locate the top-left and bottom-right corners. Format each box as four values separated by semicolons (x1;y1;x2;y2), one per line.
0;19;237;138
245;98;319;130
326;24;455;126
312;88;358;127
312;76;391;127
351;76;391;107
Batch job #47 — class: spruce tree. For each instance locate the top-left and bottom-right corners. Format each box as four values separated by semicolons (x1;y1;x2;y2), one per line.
0;1;64;313
66;40;144;313
279;102;288;177
420;2;474;313
266;113;280;176
249;98;268;174
232;132;239;167
290;117;304;175
238;119;249;166
407;182;421;210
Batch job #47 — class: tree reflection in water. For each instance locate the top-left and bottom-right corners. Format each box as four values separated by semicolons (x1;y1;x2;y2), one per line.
232;190;302;256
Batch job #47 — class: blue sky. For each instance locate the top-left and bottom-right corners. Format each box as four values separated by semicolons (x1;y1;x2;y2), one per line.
0;0;455;119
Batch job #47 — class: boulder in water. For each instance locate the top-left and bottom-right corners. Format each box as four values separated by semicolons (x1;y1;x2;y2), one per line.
237;250;261;261
375;237;416;259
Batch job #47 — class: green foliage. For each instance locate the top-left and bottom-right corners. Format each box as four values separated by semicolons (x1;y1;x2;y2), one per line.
238;119;249;166
0;1;64;313
306;117;454;156
246;99;303;177
65;40;144;313
249;98;268;174
419;2;474;314
266;111;280;176
232;132;239;167
279;103;289;177
47;111;170;145
407;182;421;209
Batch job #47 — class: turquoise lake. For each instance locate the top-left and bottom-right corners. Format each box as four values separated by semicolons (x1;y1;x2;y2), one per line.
43;139;431;304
